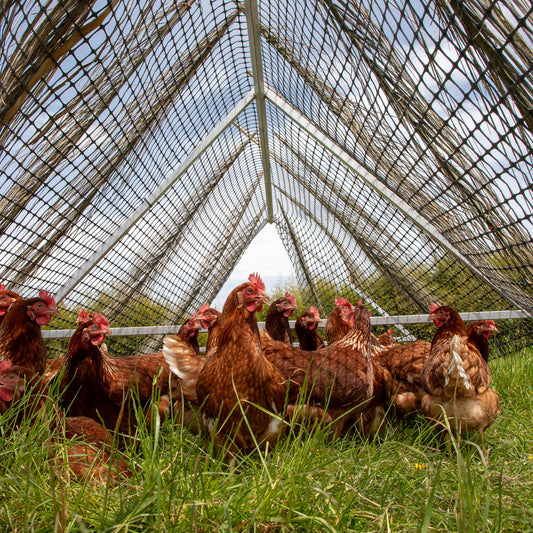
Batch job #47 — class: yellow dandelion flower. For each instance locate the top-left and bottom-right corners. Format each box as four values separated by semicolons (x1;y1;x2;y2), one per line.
414;463;426;470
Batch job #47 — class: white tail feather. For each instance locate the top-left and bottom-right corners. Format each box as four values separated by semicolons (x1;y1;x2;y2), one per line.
446;335;470;391
162;335;190;379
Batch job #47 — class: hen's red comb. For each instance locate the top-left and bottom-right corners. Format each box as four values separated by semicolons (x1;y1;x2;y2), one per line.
249;273;265;291
0;284;5;292
92;312;110;329
198;304;210;314
429;302;440;313
0;359;12;373
486;320;496;327
39;290;56;308
285;292;297;305
309;306;319;318
335;297;352;307
357;298;363;307
77;309;91;325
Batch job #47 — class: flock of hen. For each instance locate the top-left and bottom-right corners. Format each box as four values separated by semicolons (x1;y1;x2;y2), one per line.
0;274;501;483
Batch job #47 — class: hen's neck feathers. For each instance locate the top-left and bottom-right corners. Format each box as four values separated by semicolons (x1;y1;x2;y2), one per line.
216;286;262;363
64;325;116;379
0;299;47;374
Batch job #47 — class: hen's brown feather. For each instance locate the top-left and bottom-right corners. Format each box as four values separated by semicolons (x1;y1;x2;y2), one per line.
373;340;431;418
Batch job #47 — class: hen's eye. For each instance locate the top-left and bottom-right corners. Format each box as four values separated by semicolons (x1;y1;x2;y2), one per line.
245;288;253;295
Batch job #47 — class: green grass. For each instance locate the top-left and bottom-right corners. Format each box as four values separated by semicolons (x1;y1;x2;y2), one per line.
1;351;532;532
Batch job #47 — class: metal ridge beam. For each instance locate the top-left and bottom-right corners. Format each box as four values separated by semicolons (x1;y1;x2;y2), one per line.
244;0;274;222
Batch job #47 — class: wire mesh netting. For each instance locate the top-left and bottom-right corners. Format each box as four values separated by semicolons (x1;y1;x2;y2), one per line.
0;0;532;357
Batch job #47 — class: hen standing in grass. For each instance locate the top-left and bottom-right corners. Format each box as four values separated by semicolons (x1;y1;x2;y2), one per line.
420;304;500;435
263;300;380;438
0;290;59;375
195;273;292;456
324;297;354;344
59;310;171;438
295;306;324;351
467;320;498;363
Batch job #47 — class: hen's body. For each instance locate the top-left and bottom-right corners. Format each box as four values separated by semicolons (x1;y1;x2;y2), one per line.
377;329;395;347
373;340;431;418
0;291;59;375
60;311;170;437
324;298;354;344
263;302;378;437
295;307;324;351
420;305;500;434
196;274;288;455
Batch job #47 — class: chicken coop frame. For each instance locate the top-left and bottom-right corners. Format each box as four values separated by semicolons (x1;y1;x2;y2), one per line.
1;0;532;356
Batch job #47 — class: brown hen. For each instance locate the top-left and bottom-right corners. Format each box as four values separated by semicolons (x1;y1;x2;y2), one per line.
373;339;432;419
324;297;354;344
420;304;500;434
0;290;59;375
59;310;170;438
0;284;22;325
295;306;324;351
263;292;298;345
263;300;380;438
195;273;292;456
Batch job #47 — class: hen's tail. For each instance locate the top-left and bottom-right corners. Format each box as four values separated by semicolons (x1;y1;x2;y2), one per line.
162;335;205;402
445;334;471;396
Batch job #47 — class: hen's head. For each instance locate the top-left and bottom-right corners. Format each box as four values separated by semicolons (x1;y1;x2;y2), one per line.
226;273;269;316
428;304;461;328
300;306;322;331
180;315;201;339
25;290;59;326
77;310;111;346
335;297;355;326
0;285;22;317
470;319;499;339
0;360;31;404
197;305;221;330
273;292;299;318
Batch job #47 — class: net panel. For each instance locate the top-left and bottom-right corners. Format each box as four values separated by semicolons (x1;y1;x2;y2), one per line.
0;0;531;356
